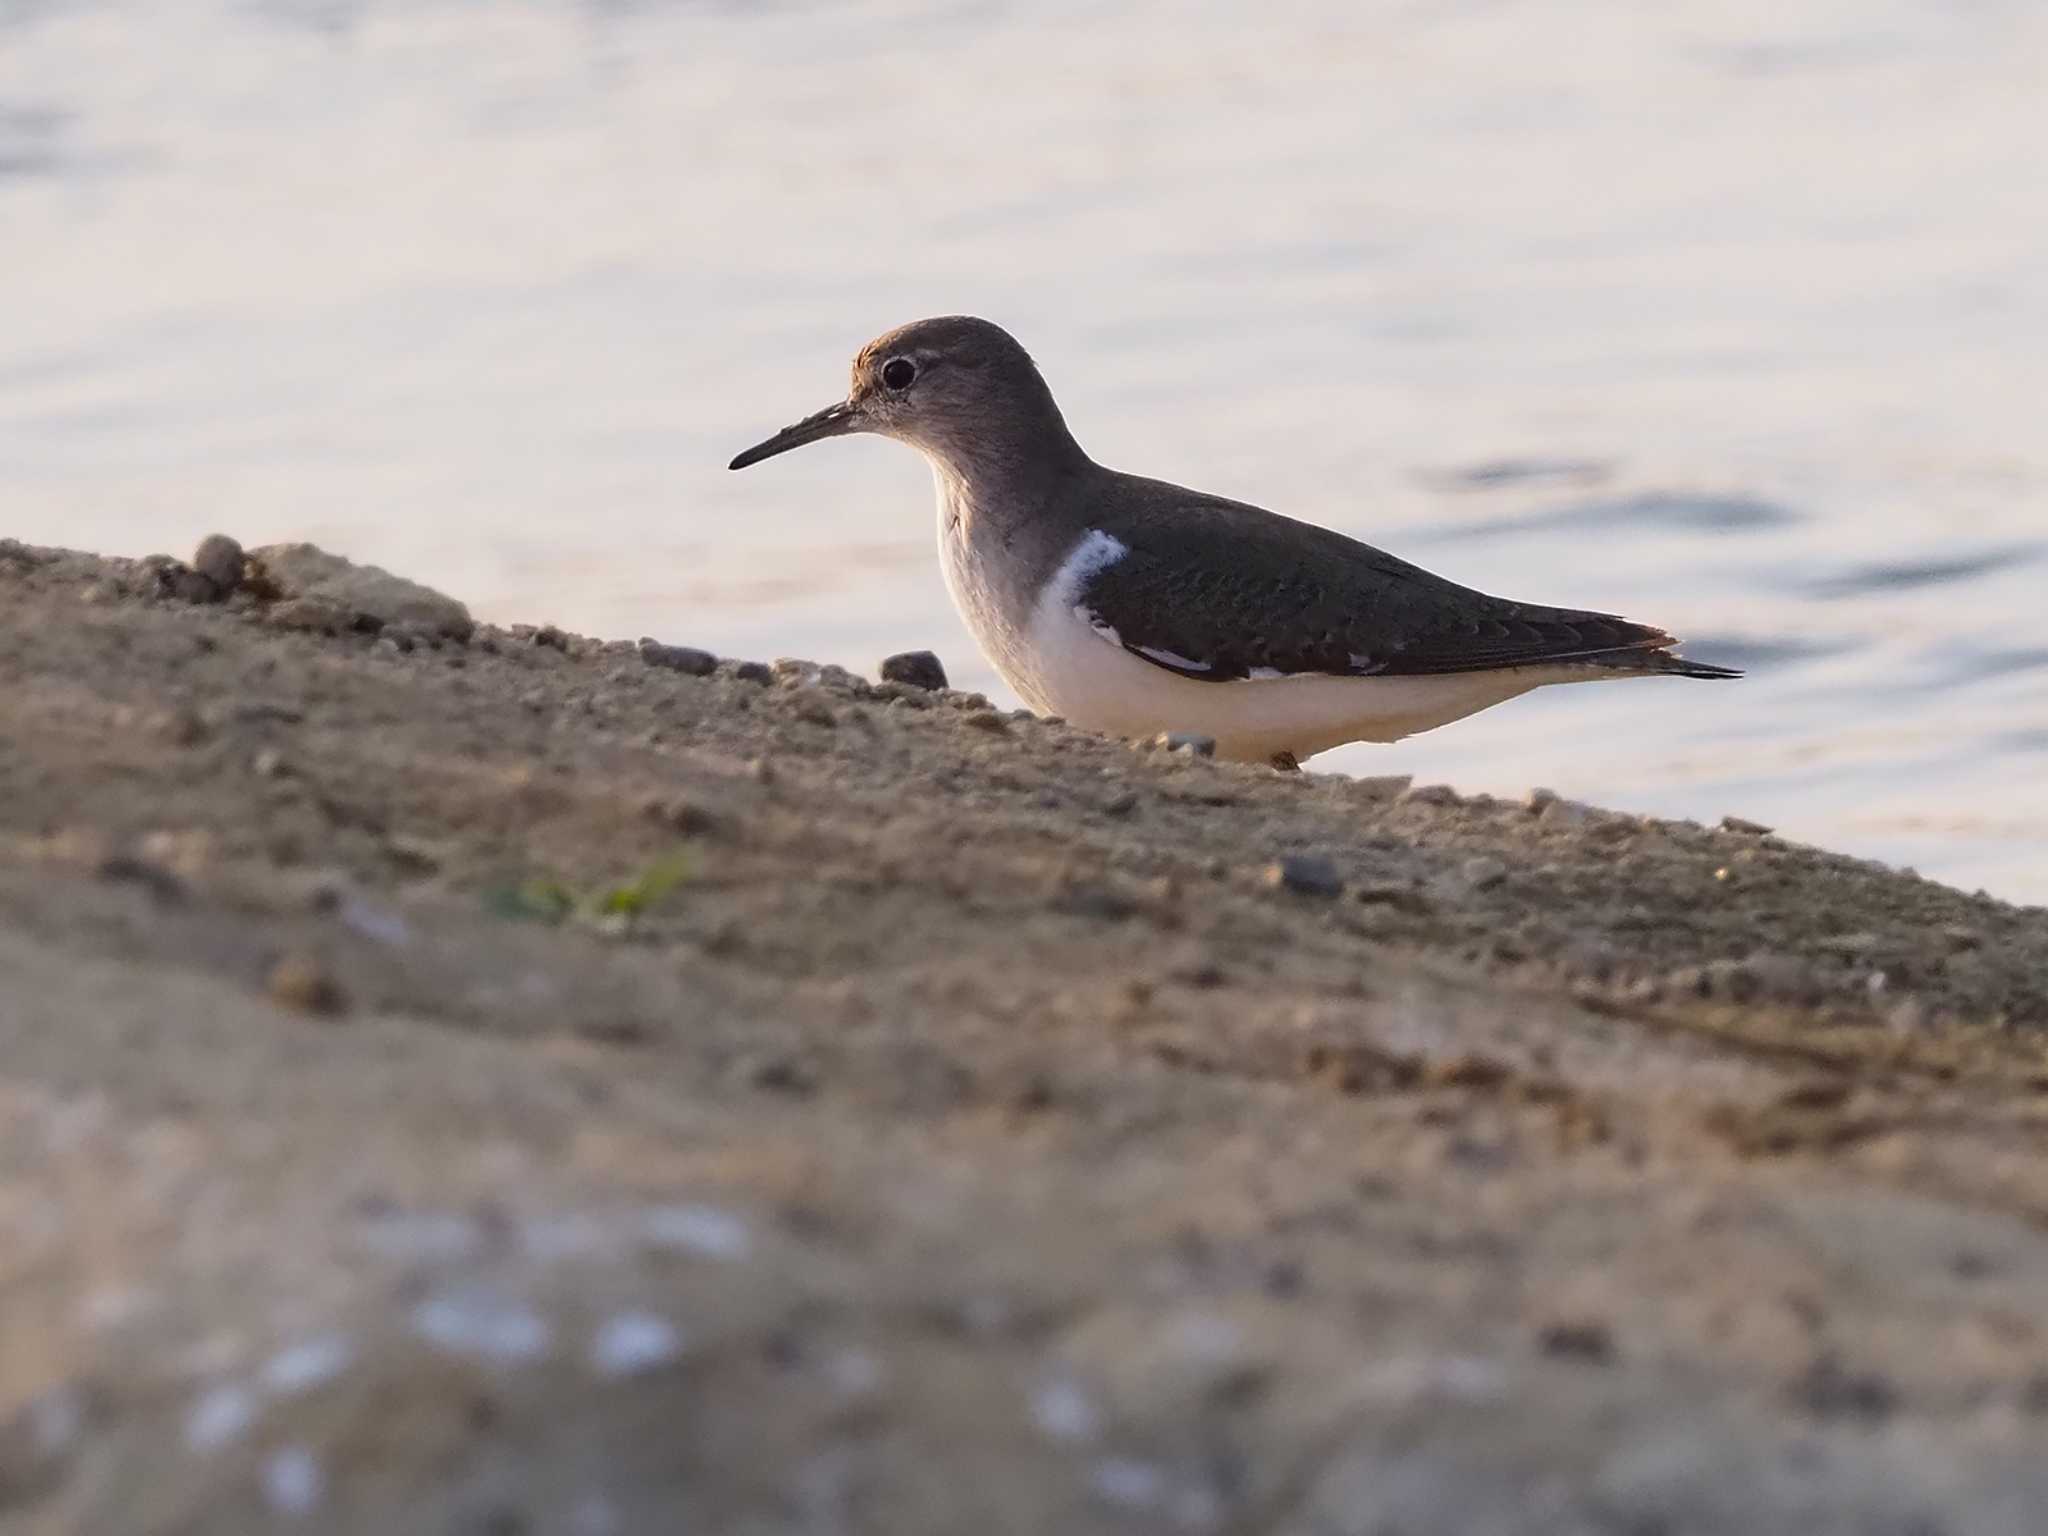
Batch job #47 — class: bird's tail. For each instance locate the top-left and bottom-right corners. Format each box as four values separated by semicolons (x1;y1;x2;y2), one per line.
1581;643;1742;680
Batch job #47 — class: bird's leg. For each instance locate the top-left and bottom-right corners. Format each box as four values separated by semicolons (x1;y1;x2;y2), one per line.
1269;751;1301;773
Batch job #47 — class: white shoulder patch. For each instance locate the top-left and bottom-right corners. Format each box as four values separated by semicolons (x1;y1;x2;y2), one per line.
1046;529;1130;607
1050;531;1134;654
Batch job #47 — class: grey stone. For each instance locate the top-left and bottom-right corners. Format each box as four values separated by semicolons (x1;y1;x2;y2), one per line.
1397;783;1460;808
1459;856;1510;892
266;597;352;635
1720;815;1774;836
880;650;949;691
1351;774;1413;801
1266;854;1344;899
638;639;718;676
191;534;246;595
250;544;474;642
169;567;222;604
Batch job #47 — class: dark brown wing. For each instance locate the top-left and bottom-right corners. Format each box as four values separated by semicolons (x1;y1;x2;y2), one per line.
1075;487;1720;682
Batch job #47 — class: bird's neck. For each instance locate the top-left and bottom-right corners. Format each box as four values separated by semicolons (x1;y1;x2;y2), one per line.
916;418;1092;547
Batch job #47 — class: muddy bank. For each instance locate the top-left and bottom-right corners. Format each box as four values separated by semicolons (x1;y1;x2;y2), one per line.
3;537;2048;1535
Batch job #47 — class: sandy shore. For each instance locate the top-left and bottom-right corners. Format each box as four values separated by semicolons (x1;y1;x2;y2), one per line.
4;535;2048;1534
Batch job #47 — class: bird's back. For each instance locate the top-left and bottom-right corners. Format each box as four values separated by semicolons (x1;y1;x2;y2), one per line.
1054;469;1725;683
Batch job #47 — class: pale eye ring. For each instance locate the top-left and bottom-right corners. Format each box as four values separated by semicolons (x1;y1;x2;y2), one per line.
881;357;917;390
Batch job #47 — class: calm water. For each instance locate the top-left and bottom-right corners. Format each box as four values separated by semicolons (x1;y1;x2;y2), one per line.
5;0;2045;901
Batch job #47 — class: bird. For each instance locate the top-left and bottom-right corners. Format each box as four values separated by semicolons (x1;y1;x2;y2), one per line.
728;316;1738;768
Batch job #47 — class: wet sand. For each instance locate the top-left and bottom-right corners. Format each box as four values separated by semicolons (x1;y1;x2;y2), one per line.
4;536;2048;1534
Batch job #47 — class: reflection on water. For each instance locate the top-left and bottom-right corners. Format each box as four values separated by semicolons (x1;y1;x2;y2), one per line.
3;0;2045;901
1420;491;1800;543
1799;545;2043;600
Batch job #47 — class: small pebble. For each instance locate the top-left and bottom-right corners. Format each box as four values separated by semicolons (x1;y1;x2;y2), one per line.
731;660;773;685
191;534;245;594
1352;774;1412;801
1458;856;1509;891
157;707;210;746
94;854;186;903
1887;997;1932;1035
261;1334;355;1395
24;1385;84;1457
879;650;949;690
185;1384;256;1452
641;1202;752;1260
1052;880;1138;922
1265;854;1344;899
1397;783;1460;808
1537;1321;1615;1363
1030;1376;1102;1442
1790;1352;1896;1422
1090;1457;1167;1511
813;663;865;694
262;1446;324;1516
173;569;225;604
266;954;347;1017
411;1293;551;1364
588;1311;685;1377
1719;815;1773;836
962;708;1009;734
642;797;719;836
267;597;350;635
1538;796;1592;829
638;639;718;676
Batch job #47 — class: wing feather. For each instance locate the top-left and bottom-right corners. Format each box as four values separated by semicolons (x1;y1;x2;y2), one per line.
1072;492;1681;683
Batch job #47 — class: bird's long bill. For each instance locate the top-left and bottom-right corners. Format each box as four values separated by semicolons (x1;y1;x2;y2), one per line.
727;400;860;470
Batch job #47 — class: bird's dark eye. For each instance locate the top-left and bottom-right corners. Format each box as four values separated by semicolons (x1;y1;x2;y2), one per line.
881;357;917;390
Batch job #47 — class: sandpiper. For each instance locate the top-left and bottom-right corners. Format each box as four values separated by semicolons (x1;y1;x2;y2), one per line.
729;316;1738;766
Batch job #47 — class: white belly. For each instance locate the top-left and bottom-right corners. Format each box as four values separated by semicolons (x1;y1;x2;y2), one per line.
937;503;1583;763
1016;596;1577;760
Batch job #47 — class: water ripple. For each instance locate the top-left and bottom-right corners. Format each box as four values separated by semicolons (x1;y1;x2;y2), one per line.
1802;544;2043;601
1921;645;2048;688
1422;491;1799;543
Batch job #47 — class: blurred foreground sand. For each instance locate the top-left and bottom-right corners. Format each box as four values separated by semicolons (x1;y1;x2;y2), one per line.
4;537;2048;1534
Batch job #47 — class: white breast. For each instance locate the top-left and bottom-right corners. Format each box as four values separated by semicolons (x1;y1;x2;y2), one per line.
934;470;1045;693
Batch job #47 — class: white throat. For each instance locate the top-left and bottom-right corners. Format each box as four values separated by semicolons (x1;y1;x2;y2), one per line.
930;461;1046;703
